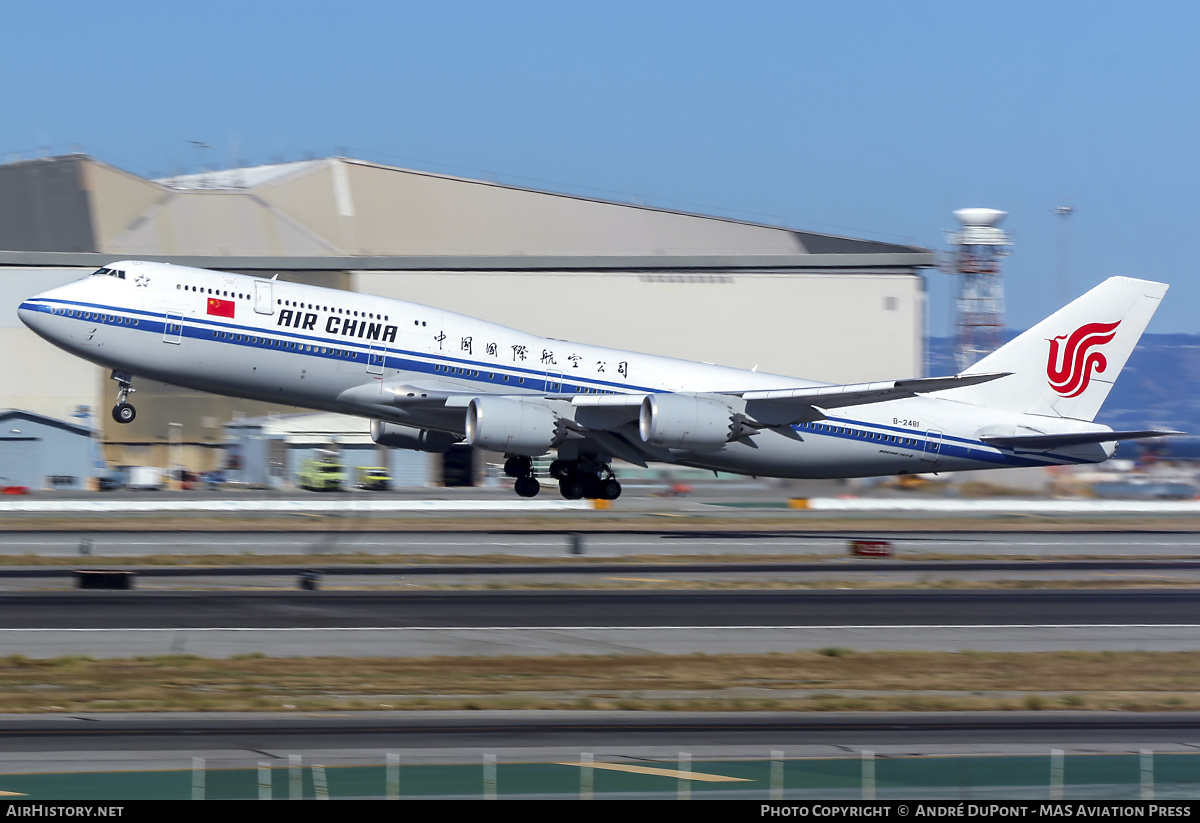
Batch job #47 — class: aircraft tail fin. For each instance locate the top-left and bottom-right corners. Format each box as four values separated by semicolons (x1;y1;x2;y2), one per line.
942;276;1168;421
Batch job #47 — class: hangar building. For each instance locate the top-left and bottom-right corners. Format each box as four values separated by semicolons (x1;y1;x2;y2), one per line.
0;153;934;474
0;410;98;490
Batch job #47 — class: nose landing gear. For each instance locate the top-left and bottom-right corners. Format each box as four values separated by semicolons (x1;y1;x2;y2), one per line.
110;370;137;424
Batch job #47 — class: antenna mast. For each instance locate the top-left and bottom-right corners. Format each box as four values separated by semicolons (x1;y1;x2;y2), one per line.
1054;204;1074;306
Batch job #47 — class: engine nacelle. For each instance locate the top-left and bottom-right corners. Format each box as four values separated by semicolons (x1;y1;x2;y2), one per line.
465;397;561;456
370;420;461;453
639;393;736;451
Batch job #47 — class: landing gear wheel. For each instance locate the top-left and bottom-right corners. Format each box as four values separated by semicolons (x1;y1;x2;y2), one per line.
549;459;576;480
514;476;541;498
504;456;532;478
599;479;622;500
112;403;136;424
559;479;585;500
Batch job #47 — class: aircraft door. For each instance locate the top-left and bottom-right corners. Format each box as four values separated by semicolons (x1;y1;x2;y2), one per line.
162;313;183;345
544;368;563;393
920;429;943;464
366;344;386;376
254;280;274;315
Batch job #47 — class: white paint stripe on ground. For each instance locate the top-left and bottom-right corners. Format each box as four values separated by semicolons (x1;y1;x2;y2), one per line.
805;499;1200;513
0;498;1197;515
0;499;591;513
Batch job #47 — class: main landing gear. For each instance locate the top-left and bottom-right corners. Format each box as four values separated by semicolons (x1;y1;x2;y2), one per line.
504;456;540;498
111;370;136;424
504;455;623;500
549;457;621;501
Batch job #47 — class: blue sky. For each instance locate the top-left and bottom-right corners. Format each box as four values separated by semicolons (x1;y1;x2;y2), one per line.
3;1;1197;335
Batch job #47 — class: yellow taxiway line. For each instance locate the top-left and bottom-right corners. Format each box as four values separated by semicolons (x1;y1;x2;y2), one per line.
557;762;750;782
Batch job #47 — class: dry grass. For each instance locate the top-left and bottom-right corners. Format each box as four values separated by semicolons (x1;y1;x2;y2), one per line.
4;650;1200;713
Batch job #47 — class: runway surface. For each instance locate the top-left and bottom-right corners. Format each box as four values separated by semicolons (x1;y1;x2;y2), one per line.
7;528;1200;657
7;588;1200;628
3;528;1200;558
4;711;1199;757
4;520;1200;794
4;588;1200;657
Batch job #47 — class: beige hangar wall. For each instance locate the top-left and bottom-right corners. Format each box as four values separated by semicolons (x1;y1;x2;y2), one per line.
353;270;925;384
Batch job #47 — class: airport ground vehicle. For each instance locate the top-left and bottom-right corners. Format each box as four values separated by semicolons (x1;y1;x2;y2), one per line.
298;458;344;491
127;466;163;490
356;466;391;490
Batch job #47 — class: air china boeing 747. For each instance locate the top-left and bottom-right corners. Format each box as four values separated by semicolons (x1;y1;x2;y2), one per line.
17;262;1175;500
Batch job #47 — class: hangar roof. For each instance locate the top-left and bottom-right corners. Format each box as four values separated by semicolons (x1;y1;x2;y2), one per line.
0;409;92;437
225;412;373;445
0;154;933;269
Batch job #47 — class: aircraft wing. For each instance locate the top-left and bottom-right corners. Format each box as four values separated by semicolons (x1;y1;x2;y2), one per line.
981;430;1183;450
723;372;1011;427
731;372;1010;407
341;372;1014;462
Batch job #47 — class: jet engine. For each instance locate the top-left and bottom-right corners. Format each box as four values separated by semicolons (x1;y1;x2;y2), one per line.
638;393;739;451
465;397;562;455
370;420;461;453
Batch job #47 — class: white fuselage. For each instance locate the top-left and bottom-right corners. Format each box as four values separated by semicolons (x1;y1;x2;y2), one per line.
18;261;1116;479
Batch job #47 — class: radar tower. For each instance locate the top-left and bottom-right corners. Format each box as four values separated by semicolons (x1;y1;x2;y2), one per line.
945;208;1012;371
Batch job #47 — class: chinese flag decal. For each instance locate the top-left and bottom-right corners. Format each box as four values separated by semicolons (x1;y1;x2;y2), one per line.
207;298;235;318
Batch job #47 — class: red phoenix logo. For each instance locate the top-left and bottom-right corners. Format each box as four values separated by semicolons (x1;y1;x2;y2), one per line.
1046;321;1121;397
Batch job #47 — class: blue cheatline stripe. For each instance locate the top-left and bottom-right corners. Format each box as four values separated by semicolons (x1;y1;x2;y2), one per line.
796;419;1065;468
814;416;1074;466
24;297;1071;469
28;297;639;393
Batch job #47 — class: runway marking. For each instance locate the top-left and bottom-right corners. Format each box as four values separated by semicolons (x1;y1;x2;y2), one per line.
5;624;1200;633
557;761;750;782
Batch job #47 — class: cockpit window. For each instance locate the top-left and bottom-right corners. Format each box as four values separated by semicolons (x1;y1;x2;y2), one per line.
91;267;126;280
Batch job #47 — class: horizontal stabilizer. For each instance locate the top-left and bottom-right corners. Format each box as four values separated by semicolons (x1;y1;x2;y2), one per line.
982;430;1183;450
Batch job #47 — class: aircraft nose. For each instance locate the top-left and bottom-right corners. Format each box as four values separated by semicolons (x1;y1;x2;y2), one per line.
17;300;39;331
